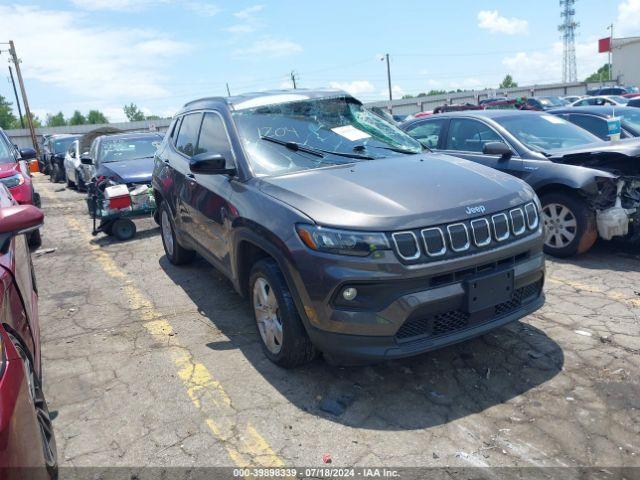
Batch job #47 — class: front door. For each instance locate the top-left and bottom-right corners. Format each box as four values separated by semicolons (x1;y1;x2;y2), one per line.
442;117;524;177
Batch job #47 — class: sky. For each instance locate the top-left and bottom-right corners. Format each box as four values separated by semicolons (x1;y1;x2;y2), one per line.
0;0;639;123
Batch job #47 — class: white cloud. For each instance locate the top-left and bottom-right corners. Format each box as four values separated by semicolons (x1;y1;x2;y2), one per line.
478;10;528;35
70;0;151;10
71;0;219;15
183;2;220;16
234;4;264;19
328;80;375;95
502;40;603;84
616;0;640;36
0;5;190;105
233;37;302;58
226;24;255;34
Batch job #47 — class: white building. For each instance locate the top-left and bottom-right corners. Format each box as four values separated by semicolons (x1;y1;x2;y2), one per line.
612;36;640;87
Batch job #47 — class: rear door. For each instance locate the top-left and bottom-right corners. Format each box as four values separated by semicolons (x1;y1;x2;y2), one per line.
441;117;524;177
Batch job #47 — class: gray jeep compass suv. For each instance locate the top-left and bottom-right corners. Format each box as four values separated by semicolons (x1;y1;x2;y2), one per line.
152;89;545;367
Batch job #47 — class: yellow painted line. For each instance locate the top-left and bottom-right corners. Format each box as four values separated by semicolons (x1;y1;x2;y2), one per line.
547;276;640;307
40;188;284;468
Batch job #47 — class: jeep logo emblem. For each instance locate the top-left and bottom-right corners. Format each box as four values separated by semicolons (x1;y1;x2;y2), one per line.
466;205;486;215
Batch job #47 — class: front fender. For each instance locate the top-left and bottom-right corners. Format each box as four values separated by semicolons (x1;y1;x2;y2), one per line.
524;162;617;197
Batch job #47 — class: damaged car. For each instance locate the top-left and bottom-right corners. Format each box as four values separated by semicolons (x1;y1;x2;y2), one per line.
153;89;545;366
400;110;640;257
83;132;162;240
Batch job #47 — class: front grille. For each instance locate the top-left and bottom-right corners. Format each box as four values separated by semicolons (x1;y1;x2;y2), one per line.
390;202;539;264
395;279;543;341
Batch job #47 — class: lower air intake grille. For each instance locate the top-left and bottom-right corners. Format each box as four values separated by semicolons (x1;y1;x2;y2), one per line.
395;279;543;341
432;310;469;336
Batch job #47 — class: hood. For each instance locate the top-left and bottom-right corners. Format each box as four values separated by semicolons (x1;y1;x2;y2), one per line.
549;138;640;175
97;157;154;184
0;163;19;178
258;154;534;231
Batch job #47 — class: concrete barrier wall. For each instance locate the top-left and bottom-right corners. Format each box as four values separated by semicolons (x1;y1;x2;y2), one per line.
365;81;619;116
5;118;172;149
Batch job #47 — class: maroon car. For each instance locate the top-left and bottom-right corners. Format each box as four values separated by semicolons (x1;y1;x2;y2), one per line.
0;184;56;479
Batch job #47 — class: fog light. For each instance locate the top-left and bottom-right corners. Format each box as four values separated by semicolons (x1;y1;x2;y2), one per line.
342;287;358;301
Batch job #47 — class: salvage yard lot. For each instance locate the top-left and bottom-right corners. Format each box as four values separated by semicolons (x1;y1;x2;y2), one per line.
33;175;639;468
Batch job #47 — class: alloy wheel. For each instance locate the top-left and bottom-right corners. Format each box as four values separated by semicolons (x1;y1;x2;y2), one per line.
542;202;577;248
253;277;283;354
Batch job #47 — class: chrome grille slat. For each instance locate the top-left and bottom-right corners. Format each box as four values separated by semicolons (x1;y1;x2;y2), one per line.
524;202;539;229
510;208;526;235
470;218;491;247
391;231;421;260
421;227;446;257
447;223;470;252
491;213;510;241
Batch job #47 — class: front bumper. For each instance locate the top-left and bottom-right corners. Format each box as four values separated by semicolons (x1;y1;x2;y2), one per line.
287;229;545;360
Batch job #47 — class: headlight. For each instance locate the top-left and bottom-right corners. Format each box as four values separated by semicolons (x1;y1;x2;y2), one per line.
296;224;390;256
0;174;24;189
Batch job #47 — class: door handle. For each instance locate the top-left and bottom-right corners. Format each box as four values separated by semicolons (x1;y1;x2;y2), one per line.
186;173;196;181
162;158;170;164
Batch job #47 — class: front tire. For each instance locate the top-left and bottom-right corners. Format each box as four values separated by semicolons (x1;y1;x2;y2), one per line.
159;202;195;265
541;191;597;257
249;258;316;368
51;164;64;183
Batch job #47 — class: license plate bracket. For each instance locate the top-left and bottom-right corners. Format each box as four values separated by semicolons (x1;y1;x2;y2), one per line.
465;270;514;313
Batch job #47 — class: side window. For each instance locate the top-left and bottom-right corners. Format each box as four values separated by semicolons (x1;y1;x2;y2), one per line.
196;112;234;160
68;143;76;158
569;114;609;139
446;119;502;152
175;113;202;157
405;120;446;148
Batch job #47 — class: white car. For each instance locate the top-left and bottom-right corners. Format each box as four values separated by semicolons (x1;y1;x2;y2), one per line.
571;95;629;107
562;95;585;104
63;139;88;191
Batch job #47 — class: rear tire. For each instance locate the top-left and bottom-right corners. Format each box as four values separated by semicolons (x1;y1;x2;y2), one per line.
160;202;195;265
51;164;63;183
541;191;597;257
249;258;317;368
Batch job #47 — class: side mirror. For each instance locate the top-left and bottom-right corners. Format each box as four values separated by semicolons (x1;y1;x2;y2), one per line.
189;153;236;175
80;156;93;165
482;141;513;159
0;205;44;249
19;148;37;160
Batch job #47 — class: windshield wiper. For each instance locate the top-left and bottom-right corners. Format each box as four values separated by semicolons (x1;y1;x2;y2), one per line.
353;144;422;155
260;135;374;160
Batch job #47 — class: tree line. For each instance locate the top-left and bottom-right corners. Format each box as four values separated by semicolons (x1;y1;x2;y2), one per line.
0;96;165;130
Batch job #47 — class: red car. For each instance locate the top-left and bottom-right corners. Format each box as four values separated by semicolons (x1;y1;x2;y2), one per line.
0;129;42;248
0;185;57;479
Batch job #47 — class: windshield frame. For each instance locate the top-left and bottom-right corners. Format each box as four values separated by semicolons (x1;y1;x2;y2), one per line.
231;95;423;178
97;136;162;164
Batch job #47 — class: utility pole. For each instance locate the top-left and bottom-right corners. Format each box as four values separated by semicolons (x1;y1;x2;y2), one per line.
607;23;614;82
7;66;24;129
385;53;392;102
8;41;38;156
226;82;231;97
290;71;297;89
